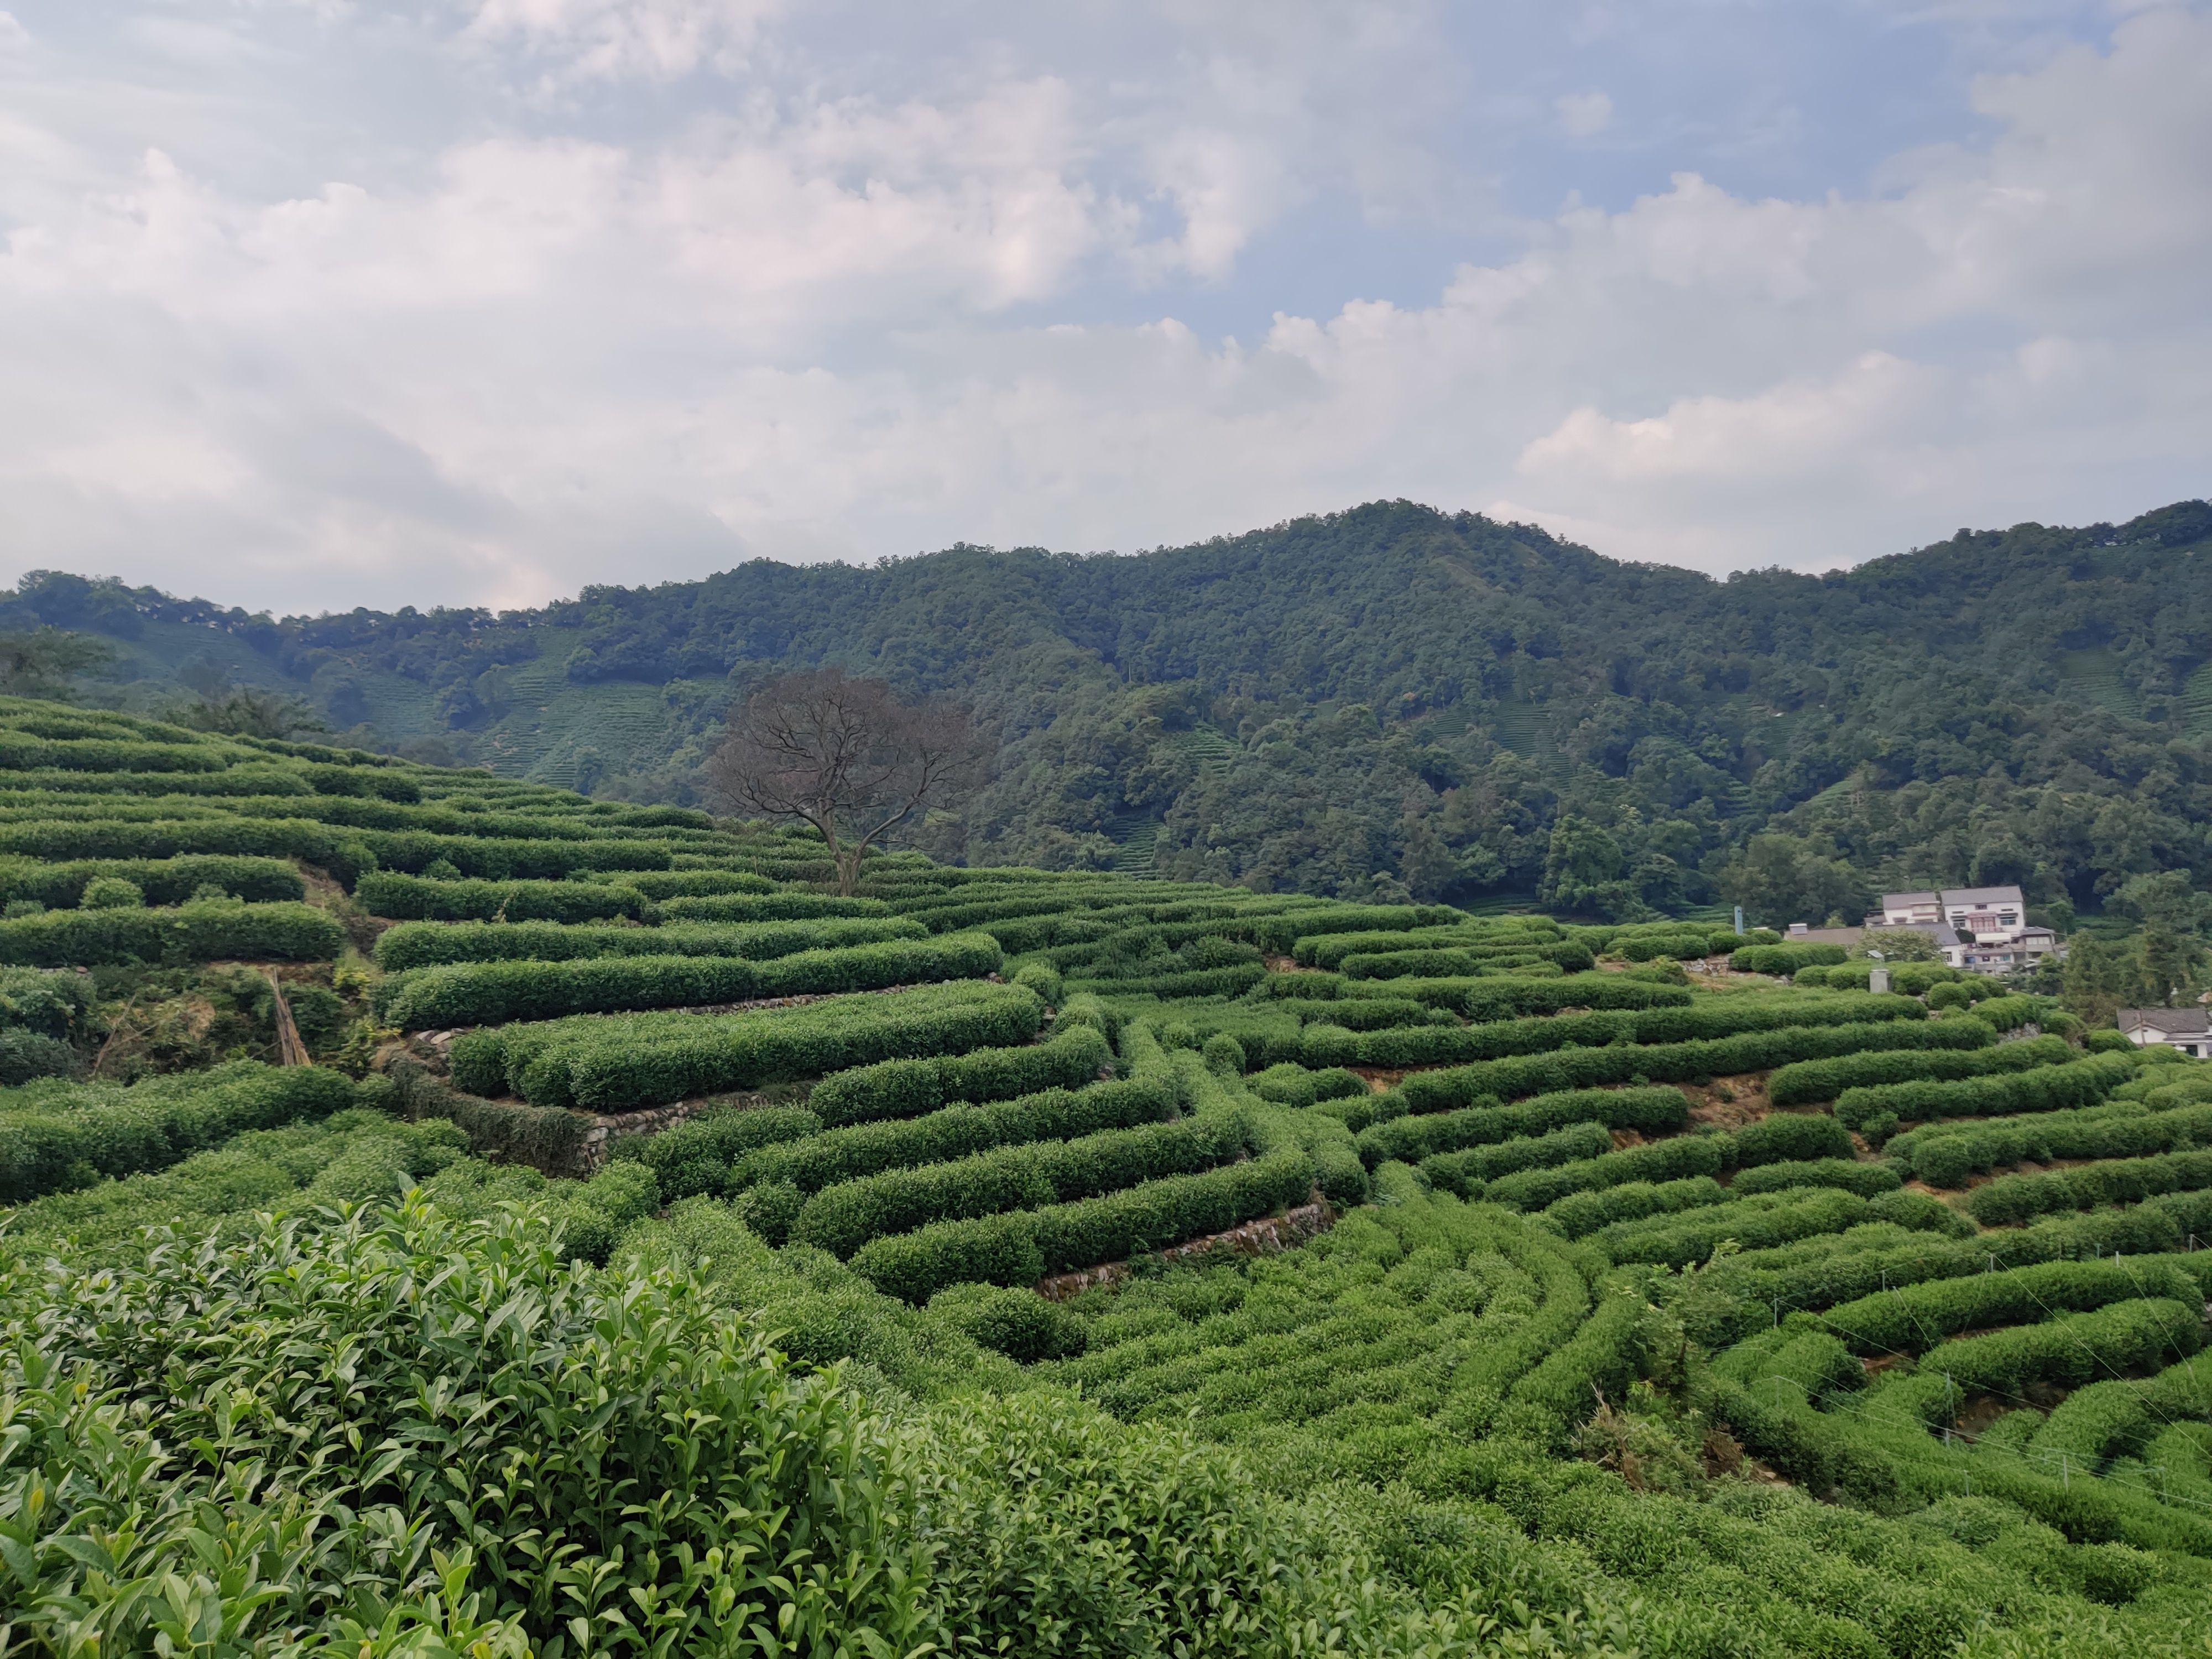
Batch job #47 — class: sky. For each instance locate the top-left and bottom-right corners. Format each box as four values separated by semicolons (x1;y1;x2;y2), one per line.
1;1;2207;615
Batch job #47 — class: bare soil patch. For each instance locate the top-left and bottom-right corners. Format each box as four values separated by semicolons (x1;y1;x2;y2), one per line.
1681;1072;1773;1129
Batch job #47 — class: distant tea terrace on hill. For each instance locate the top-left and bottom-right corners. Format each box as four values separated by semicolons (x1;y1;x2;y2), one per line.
4;697;2212;1657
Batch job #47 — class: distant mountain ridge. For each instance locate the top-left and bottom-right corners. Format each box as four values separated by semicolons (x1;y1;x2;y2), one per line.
8;495;2211;918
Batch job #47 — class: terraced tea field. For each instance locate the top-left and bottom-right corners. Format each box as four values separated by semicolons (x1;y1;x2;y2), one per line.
2;693;2210;1658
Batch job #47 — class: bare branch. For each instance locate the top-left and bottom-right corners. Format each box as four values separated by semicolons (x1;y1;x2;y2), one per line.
705;669;991;894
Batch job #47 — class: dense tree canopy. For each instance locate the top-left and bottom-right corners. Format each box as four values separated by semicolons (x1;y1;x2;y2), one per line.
10;496;2212;924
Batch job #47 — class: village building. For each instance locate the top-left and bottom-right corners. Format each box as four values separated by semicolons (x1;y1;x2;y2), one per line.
2119;1007;2212;1057
1786;885;2063;977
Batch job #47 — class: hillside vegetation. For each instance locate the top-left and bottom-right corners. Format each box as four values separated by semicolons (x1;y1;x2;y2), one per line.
11;497;2212;922
6;698;2212;1656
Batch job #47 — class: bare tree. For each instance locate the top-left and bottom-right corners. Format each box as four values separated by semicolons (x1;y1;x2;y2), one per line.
706;669;989;895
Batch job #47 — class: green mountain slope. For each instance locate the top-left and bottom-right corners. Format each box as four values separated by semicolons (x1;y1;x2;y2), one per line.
8;495;2211;919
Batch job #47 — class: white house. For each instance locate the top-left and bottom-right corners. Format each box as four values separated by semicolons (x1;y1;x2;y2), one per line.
1874;885;2060;977
2120;1008;2212;1057
1879;886;2026;936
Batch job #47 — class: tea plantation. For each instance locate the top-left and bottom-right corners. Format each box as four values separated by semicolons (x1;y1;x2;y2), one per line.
3;695;2211;1658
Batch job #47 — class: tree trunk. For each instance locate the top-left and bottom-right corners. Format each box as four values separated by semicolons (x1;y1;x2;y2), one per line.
265;969;311;1067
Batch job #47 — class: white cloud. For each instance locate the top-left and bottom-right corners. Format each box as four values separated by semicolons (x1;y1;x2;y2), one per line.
1515;353;1938;486
465;0;784;84
0;2;2206;612
1555;90;1611;137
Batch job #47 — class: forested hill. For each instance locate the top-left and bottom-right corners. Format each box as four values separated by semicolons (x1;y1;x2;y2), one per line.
9;495;2212;921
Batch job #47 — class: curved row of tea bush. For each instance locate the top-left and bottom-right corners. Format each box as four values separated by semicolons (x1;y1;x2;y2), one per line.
1767;1033;2068;1105
376;930;1002;1029
802;1022;1114;1127
448;979;1047;1109
1829;1047;2139;1130
0;853;305;909
0;1061;369;1202
851;1143;1314;1303
724;1077;1180;1198
1355;1015;1983;1132
0;899;344;967
1891;1100;2212;1188
372;914;924;971
791;1112;1255;1259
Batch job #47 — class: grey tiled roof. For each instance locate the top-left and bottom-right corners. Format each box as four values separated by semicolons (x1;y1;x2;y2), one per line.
1942;885;2026;909
2120;1007;2212;1036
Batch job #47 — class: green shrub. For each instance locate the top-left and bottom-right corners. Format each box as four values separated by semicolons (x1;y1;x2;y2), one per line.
0;733;228;773
1011;961;1065;1004
372;914;926;971
1595;1187;1871;1267
1542;1176;1731;1240
1467;1133;1728;1210
655;891;896;922
850;1144;1313;1302
1416;1118;1614;1196
731;1078;1181;1197
1612;928;1721;962
1349;993;1923;1073
1796;962;1960;995
611;1105;823;1201
1730;1159;1901;1198
0;1028;81;1086
352;827;676;880
733;1178;805;1245
1966;994;2054;1034
1067;963;1269;1000
0;817;375;885
1834;1051;2137;1131
1916;1297;2203;1395
377;931;1002;1029
1248;1063;1370;1108
0;965;93;1042
78;876;144;909
1693;1205;2181;1328
927;1282;1087;1362
357;869;649;923
1335;942;1597;979
450;980;1046;1109
1261;904;1467;954
0;899;345;967
1892;1101;2212;1188
1733;1112;1856;1167
0;1062;364;1202
792;1115;1252;1259
1967;1148;2212;1225
1768;1033;2058;1107
1730;942;1849;975
1494;1282;1648;1446
1367;1015;1970;1130
604;869;777;899
1357;1084;1688;1167
1809;1258;2202;1355
1201;1032;1247;1077
1460;973;1694;1021
1051;992;1121;1044
0;1201;930;1655
804;1022;1109;1128
2028;1380;2156;1464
